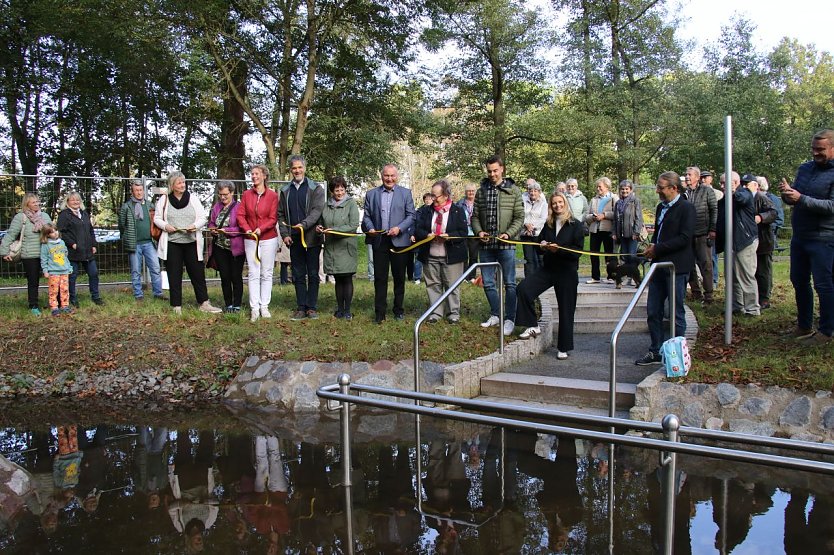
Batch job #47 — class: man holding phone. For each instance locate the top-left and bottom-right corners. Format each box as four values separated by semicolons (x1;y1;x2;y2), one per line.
780;129;834;343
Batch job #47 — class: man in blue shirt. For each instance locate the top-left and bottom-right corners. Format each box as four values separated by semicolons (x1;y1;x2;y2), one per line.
780;129;834;343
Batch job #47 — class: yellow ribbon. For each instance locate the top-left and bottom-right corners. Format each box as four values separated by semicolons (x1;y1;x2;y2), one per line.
211;229;260;264
390;234;648;258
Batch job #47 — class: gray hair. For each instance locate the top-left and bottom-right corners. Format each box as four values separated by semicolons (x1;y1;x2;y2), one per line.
432;179;452;198
526;179;542;191
619;179;634;190
566;178;578;188
756;176;769;191
595;176;612;190
288;155;306;168
813;128;834;143
464;183;477;192
61;191;86;211
381;163;398;174
131;180;145;190
167;171;186;188
216;181;236;195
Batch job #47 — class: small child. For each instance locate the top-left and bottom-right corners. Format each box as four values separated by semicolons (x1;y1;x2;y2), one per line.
40;224;74;315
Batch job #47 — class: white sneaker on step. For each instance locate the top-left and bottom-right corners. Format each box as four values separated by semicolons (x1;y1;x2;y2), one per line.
481;315;500;328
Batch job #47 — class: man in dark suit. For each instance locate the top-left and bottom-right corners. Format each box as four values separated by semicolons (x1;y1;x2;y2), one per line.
362;164;416;323
636;171;696;366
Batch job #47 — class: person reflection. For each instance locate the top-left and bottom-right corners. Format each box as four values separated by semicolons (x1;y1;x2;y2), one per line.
424;440;470;553
166;430;218;554
807;492;834;553
784;489;810;553
646;465;692;554
135;427;169;512
291;442;338;550
240;436;290;552
76;425;109;515
374;444;419;552
711;479;773;553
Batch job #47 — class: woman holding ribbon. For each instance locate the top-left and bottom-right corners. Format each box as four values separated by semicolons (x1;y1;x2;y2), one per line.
515;191;584;359
237;164;279;322
414;179;468;324
207;181;245;313
316;177;360;319
154;171;222;315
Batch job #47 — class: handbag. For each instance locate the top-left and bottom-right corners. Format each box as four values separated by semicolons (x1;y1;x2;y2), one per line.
661;336;691;378
7;221;26;263
149;195;166;242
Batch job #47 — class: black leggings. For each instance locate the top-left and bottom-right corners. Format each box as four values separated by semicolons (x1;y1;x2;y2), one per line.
22;257;41;308
212;245;244;307
165;241;209;307
334;273;355;314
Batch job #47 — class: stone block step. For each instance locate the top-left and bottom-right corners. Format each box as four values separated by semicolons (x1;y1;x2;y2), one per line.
480;372;636;410
570;303;647;319
474;395;631;421
571;318;647;334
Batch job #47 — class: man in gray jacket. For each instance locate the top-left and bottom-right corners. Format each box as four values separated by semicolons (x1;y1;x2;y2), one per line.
684;166;717;304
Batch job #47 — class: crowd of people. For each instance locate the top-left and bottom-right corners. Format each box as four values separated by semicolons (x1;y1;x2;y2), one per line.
2;129;832;358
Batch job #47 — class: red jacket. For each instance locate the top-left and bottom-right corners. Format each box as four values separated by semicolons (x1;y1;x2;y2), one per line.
237;187;279;242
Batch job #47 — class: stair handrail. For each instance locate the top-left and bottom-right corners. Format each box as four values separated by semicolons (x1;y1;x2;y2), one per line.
413;261;503;397
608;261;676;421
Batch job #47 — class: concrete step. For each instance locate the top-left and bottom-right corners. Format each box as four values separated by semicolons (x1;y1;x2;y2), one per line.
474;395;631;421
480;372;636;411
572;317;647;334
571;303;647;319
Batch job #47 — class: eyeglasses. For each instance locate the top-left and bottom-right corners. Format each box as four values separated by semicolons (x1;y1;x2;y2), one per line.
218;193;231;197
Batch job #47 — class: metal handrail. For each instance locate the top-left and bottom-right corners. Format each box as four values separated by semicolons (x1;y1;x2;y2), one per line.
413;261;503;395
609;261;676;420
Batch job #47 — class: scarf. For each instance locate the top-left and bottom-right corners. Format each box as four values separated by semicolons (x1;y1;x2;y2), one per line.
328;196;348;208
69;207;82;219
432;198;452;236
169;191;190;210
129;197;145;221
24;209;45;232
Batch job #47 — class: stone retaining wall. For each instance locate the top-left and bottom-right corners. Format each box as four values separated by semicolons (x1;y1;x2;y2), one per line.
224;296;555;411
630;370;834;442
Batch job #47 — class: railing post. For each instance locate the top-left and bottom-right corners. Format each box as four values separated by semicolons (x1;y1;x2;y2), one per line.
668;265;676;340
338;373;353;487
498;262;505;354
661;414;680;555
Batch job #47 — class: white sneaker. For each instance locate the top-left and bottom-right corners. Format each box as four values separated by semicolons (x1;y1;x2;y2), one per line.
172;306;182;315
519;326;540;339
503;320;515;336
199;301;223;314
261;307;272;318
557;351;568;360
480;315;500;328
250;310;260;323
586;278;601;284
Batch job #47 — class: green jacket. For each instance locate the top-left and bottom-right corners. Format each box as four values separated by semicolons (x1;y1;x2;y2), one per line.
0;212;54;260
118;199;152;252
471;177;525;241
320;197;360;275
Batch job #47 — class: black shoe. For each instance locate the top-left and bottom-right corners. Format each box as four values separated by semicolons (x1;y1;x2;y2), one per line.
154;294;168;301
635;352;662;366
394;313;405;321
70;300;80;309
344;313;353;321
92;298;104;306
334;310;343;318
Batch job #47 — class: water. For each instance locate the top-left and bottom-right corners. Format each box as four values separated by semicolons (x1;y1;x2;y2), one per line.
1;406;832;554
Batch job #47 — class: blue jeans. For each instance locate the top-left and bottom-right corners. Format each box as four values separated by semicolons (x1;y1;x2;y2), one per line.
790;237;834;336
414;258;423;281
619;237;638;264
69;258;100;303
647;271;688;353
479;248;517;320
130;241;163;298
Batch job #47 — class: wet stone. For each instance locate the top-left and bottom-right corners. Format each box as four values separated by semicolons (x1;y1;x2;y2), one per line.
716;383;740;407
293;384;319;411
265;386;282;405
739;397;772;417
779;396;812;427
243;382;261;397
822;406;834;431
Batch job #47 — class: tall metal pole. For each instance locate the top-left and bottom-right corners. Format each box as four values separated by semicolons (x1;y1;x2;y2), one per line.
724;115;734;345
661;414;680;555
338;374;353;487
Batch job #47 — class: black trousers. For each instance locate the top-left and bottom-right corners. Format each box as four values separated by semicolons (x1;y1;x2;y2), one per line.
589;231;614;280
213;246;244;307
166;241;209;307
22;257;41;308
290;243;321;311
373;236;407;320
465;238;480;276
516;268;578;352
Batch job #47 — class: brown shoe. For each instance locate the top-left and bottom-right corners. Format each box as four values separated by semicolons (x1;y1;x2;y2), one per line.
801;331;833;345
785;327;815;340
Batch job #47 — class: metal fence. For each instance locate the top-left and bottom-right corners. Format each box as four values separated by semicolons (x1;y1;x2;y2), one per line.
0;174;295;283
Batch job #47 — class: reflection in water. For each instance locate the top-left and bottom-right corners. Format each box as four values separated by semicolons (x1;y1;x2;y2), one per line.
1;419;834;553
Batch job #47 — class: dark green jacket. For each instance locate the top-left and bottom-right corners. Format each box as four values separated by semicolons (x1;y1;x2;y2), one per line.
471;177;524;241
320;197;360;275
118;200;152;252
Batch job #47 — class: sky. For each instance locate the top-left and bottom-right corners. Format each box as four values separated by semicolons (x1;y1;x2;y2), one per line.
676;0;834;56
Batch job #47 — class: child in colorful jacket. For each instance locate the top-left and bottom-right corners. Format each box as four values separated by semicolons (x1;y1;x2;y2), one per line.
40;224;74;315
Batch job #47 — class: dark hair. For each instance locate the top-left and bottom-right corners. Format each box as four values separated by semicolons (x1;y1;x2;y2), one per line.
328;176;348;193
484;154;504;167
422;192;435;201
658;171;682;192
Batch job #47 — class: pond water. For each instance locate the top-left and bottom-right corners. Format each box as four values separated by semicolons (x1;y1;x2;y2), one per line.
0;405;832;554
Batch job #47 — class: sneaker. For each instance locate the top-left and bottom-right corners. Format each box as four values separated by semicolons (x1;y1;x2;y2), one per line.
135;296;144;302
334;310;344;319
306;309;319;319
250;311;260;323
801;331;832;345
92;298;104;306
343;313;353;321
70;300;80;308
173;306;182;315
199;301;222;314
291;310;307;321
261;307;272;319
154;294;168;301
51;308;61;316
785;327;815;340
413;279;421;284
557;351;569;360
427;315;440;324
586;278;601;284
30;307;41;316
225;305;240;314
481;315;500;328
502;320;515;336
447;316;460;324
61;307;73;314
519;326;540;339
635;351;662;366
615;282;622;290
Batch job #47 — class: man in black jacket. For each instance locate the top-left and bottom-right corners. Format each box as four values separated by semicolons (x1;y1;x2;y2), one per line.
636;172;696;366
684;166;717;304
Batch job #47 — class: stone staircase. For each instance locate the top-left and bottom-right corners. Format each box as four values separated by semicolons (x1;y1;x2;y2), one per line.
475;278;696;417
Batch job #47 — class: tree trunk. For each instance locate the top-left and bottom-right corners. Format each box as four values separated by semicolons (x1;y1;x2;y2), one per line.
217;58;248;181
291;0;320;157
